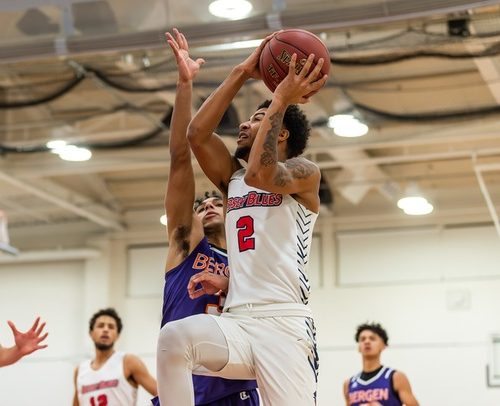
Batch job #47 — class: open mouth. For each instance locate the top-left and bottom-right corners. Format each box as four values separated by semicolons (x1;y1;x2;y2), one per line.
237;132;249;142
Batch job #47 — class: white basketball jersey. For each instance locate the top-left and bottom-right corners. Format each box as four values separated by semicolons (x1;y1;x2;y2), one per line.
224;168;318;309
77;351;137;406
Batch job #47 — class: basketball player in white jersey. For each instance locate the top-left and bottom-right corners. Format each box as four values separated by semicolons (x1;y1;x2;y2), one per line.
73;308;157;406
0;316;47;367
156;35;328;405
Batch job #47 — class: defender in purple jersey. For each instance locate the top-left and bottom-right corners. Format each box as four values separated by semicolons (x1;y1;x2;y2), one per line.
152;29;258;406
344;323;419;406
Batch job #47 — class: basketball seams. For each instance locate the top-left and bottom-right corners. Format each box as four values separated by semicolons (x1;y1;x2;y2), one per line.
260;42;291;91
258;28;330;92
275;29;330;56
259;44;280;91
267;42;290;77
273;39;327;62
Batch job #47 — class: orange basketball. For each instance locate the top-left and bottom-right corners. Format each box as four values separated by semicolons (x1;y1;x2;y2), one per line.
259;29;330;92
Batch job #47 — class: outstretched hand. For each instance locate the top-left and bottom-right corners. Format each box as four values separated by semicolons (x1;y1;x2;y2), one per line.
187;271;229;300
165;28;205;82
8;317;48;357
274;53;328;104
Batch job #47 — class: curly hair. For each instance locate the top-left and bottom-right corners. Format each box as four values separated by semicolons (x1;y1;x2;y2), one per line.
257;100;310;158
89;308;123;334
355;322;389;345
193;190;223;211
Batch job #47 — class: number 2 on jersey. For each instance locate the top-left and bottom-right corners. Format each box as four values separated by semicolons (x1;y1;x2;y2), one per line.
90;394;108;406
236;216;255;252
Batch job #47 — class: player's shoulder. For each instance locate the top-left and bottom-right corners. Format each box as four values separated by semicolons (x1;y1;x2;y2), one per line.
123;353;147;366
392;369;411;388
392;370;406;378
122;353;145;374
285;156;320;177
123;352;139;362
286;155;317;165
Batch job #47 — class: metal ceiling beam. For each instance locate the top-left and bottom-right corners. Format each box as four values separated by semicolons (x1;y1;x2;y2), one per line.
2;140;500;179
321;205;493;231
0;247;100;264
473;157;500;239
318;147;500;170
2;0;500;62
468;16;500;104
0;171;124;230
0;0;97;12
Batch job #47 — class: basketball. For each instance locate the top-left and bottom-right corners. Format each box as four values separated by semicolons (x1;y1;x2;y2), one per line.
259;29;331;92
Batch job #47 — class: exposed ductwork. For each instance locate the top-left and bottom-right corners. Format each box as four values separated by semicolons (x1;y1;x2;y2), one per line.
1;0;500;62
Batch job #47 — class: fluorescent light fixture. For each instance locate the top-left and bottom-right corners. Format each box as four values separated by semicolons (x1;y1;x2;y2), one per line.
327;114;368;137
142;56;151;67
397;196;434;216
46;139;67;151
209;0;253;20
196;39;262;52
160;214;168;226
57;145;92;162
124;53;134;65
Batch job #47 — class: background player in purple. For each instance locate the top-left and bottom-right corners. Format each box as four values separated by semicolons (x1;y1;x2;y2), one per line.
152;29;258;406
344;322;419;406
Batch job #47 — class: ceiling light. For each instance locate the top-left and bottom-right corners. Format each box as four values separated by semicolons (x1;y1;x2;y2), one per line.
209;0;253;20
46;139;67;151
142;55;151;68
57;145;92;162
397;197;434;215
196;39;262;52
160;214;168;226
327;114;368;137
397;183;434;215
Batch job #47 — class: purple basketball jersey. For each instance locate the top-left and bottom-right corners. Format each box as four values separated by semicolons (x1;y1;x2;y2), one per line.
156;237;258;405
348;366;402;406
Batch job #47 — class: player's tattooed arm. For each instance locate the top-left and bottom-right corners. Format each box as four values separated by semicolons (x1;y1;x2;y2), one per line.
260;111;283;167
272;157;317;187
285;157;316;179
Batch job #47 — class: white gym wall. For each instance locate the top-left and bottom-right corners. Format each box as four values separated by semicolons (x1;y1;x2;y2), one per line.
1;223;500;405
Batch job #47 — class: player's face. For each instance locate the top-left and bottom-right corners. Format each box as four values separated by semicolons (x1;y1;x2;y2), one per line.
357;330;386;358
235;108;267;159
195;197;224;227
90;315;119;351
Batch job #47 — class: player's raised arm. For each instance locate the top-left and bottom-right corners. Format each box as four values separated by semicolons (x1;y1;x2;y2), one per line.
244;53;326;211
164;29;206;271
187;33;276;193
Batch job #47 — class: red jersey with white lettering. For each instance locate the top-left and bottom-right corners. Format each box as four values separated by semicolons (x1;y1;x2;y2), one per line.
77;351;137;406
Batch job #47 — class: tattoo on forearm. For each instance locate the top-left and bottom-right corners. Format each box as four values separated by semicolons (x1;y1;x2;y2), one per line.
260;111;284;167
